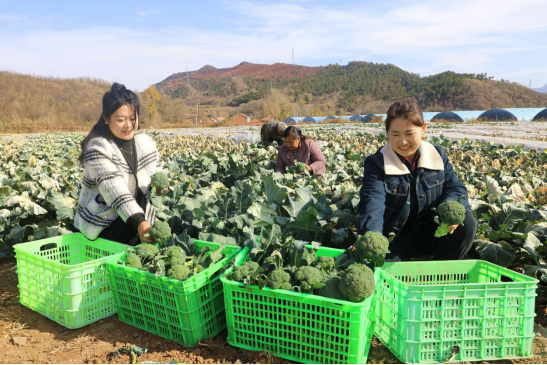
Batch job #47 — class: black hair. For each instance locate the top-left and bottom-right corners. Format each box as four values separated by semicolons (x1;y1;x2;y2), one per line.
78;83;141;164
283;126;307;141
385;98;424;132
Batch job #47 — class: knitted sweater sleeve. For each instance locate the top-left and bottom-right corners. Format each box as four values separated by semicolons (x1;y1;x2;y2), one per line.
84;138;144;222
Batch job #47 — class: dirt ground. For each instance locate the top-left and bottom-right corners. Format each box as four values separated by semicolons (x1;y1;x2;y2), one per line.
1;258;547;364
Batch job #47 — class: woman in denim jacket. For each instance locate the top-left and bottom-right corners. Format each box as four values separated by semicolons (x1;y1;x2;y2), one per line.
358;99;478;261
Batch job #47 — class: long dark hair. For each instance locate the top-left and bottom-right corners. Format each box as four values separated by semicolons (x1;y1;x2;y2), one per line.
283;126;307;141
78;83;141;164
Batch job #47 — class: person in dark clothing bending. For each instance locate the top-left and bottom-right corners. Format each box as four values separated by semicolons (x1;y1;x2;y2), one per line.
260;120;287;147
357;98;478;261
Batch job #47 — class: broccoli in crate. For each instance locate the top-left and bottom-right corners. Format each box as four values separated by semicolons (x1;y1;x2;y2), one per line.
120;229;227;281
226;227;377;302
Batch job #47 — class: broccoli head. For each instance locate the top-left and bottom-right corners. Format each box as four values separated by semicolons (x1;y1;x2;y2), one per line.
164;246;186;267
266;269;292;290
354;231;390;261
338;264;375;302
316;276;345;300
301;248;317;266
294;266;324;293
315;256;335;272
126;252;142;269
287;161;310;175
228;261;261;282
135;244;159;262
435;200;466;238
149;220;172;244
193;264;204;274
151;172;169;190
167;264;191;281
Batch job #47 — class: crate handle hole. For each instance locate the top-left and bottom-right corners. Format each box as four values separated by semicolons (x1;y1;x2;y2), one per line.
40;243;57;251
500;275;513;282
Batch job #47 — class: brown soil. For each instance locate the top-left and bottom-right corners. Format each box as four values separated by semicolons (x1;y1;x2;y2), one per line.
1;258;546;364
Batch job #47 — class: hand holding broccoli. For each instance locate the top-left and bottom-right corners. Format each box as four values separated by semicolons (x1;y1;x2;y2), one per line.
434;200;466;238
150;172;169;196
138;221;154;243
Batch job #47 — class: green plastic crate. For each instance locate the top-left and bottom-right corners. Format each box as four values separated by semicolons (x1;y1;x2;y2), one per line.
221;246;379;364
375;260;538;364
14;233;127;329
105;240;241;347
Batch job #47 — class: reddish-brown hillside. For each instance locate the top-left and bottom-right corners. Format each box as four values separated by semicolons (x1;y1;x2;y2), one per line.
158;62;320;93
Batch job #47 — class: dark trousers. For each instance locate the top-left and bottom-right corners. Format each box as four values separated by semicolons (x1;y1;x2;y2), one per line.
386;209;478;262
98;217;141;246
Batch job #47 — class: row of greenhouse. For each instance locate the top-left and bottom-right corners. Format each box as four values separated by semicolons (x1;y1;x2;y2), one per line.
283;107;547;124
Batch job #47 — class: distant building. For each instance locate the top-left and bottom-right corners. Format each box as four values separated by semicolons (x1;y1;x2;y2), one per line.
207;117;226;123
260;116;272;123
231;113;251;124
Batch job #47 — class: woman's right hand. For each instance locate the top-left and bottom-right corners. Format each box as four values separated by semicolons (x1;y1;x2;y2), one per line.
138;221;155;243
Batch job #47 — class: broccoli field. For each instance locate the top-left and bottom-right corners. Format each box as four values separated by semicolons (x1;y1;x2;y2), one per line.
1;123;547;363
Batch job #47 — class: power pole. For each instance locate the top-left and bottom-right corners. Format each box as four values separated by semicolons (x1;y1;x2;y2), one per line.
529;79;532;88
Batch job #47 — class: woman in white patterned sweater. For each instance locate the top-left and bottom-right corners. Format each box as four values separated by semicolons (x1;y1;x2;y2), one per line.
74;83;162;245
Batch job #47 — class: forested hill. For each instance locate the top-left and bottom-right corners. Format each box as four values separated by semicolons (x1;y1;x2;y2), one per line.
156;61;547;112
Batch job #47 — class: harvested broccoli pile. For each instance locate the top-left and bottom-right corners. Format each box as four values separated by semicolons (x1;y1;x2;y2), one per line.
434;200;466;238
354;231;390;261
149;220;172;244
120;228;226;282
150;172;169;190
226;236;376;302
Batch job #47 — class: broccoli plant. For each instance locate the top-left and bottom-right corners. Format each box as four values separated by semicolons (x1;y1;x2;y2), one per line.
287;161;310;175
434;200;466;238
150;172;169;190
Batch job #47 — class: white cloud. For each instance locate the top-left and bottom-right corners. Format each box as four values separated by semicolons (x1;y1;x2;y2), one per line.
0;0;546;89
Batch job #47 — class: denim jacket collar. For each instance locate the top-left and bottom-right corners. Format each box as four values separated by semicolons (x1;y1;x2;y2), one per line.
380;141;445;175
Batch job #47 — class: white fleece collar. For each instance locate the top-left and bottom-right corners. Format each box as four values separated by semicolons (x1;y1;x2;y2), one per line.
381;141;444;175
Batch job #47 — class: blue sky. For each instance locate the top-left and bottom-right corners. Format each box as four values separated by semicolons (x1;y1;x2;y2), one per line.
1;0;547;91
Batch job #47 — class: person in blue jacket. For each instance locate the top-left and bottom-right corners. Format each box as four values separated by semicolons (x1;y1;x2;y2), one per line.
358;98;478;261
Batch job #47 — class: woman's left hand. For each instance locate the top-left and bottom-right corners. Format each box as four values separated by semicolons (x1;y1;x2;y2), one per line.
303;164;312;173
155;187;168;196
447;224;459;234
